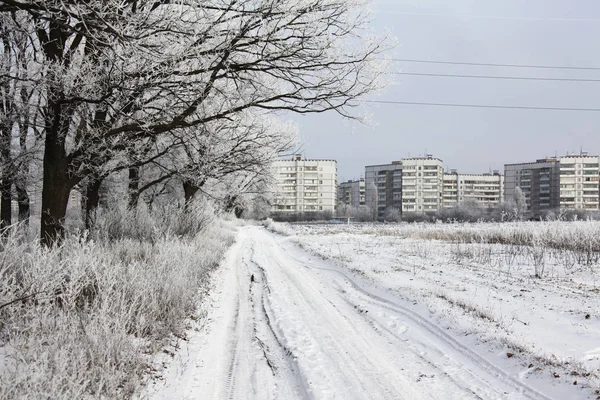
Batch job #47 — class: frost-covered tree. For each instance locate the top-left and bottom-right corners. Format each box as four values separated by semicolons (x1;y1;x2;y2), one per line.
368;181;379;221
0;13;43;230
383;207;401;222
513;187;528;219
0;0;392;244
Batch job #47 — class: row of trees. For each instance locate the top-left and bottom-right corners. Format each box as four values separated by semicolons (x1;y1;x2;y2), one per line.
337;201;529;223
338;186;530;223
0;0;391;244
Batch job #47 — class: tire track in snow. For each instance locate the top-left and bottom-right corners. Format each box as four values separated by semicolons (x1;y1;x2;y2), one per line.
242;245;310;400
149;227;560;400
345;273;551;400
281;235;554;400
338;295;486;400
217;289;241;400
252;233;422;399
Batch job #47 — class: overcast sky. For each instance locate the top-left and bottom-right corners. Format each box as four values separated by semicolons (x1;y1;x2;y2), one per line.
287;0;600;182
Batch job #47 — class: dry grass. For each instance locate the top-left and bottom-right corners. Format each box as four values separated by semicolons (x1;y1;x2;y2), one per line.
0;204;235;399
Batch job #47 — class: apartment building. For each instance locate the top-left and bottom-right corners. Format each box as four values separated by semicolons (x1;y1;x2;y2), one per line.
559;154;600;211
271;155;337;214
338;179;366;208
364;162;402;219
401;156;444;214
504;153;600;217
504;158;560;218
442;171;504;209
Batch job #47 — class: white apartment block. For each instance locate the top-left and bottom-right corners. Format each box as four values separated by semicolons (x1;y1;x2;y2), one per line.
442;172;504;209
559;154;600;211
271;155;337;214
401;156;444;214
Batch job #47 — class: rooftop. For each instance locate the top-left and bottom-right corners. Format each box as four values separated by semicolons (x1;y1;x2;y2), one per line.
276;158;337;163
365;163;403;169
560;154;598;159
402;157;443;162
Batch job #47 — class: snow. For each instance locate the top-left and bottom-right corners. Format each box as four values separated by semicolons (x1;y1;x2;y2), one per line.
146;223;599;399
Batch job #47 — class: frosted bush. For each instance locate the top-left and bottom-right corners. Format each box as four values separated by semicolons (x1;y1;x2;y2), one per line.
92;198;216;242
263;218;293;236
0;207;235;399
291;220;600;255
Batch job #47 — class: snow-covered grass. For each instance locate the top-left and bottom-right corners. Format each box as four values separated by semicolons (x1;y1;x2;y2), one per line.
295;220;600;251
285;221;600;394
263;218;293;236
0;205;236;399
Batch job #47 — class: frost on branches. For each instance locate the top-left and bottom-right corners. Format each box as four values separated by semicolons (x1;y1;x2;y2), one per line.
0;0;393;244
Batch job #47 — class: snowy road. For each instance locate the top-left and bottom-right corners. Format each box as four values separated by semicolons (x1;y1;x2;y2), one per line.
150;226;557;400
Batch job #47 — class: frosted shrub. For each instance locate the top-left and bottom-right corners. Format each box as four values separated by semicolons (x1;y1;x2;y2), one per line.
263;218;293;236
348;220;600;258
0;208;235;398
291;220;600;279
92;198;215;242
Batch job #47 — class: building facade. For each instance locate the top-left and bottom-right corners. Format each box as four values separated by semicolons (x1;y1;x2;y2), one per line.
365;162;403;220
442;172;504;209
338;179;366;208
558;155;600;211
365;156;503;218
504;153;600;218
504;158;561;218
271;155;337;214
401;156;444;214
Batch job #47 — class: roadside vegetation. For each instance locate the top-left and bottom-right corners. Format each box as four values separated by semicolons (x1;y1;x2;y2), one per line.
300;220;600;272
0;204;236;398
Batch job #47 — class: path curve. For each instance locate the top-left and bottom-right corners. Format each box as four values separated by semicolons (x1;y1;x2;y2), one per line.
149;226;558;400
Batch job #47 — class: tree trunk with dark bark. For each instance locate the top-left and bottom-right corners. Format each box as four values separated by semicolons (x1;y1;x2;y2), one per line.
39;20;80;246
40;132;73;246
14;178;29;224
128;167;140;210
225;195;244;218
0;182;11;233
0;122;11;232
83;177;103;230
0;34;13;233
183;180;199;209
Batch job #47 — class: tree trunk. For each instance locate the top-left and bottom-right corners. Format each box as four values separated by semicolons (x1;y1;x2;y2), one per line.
225;195;244;218
39;21;78;246
40;100;75;246
0;34;12;233
0;182;11;232
183;180;199;209
14;178;29;224
83;178;103;230
40;141;72;246
0;120;11;232
128;167;140;210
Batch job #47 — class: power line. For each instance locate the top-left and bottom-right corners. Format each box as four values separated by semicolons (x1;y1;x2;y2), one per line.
394;72;600;83
376;11;600;23
364;100;600;112
390;58;600;71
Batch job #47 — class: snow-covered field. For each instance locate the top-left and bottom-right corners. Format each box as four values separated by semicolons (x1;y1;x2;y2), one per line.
284;221;600;398
148;222;600;399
